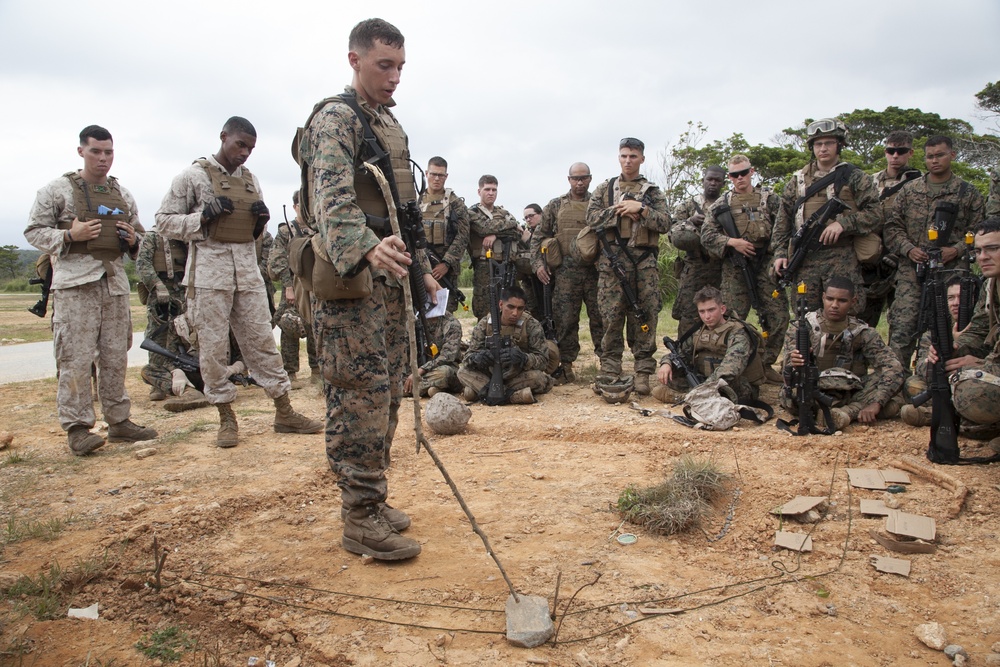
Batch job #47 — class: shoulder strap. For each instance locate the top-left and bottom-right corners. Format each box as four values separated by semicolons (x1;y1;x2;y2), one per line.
879;168;921;201
792;163;855;213
336;93;400;206
606;177;618;207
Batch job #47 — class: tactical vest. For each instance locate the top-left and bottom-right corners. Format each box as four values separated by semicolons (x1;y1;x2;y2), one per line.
196;159;259;243
62;172;130;262
555;198;589;256
352;106;416;229
808;312;868;377
692;319;740;378
485;316;530;352
611;179;658;248
151;235;188;279
726;189;773;246
796;163;857;248
420;188;455;247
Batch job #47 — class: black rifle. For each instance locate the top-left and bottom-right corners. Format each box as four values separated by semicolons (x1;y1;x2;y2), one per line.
139;338;257;388
911;242;962;464
662;334;704;389
539;245;558;344
426;247;468;311
714;204;770;341
483;245;511;405
28;262;53;318
490;234;519;291
777;197;850;290
399;201;438;366
595;227;649;333
778;283;835;435
958;232;980;331
915;202;961;342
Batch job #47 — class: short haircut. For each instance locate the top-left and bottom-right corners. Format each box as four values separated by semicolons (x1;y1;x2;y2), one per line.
824;276;856;296
428;156;448;169
976;217;1000;236
619;137;644;152
945;275;963;289
80;125;112;144
728;154;751;168
705;165;726;176
479;174;498;188
694;285;724;305
223;116;257;137
499;285;527;303
885;130;913;146
349;18;404;52
925;135;953;150
525;203;542;214
292;190;300;206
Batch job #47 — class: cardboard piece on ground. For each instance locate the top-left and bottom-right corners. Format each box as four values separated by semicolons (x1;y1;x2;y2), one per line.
871;555;911;576
774;531;813;552
860;499;891;516
847;468;912;490
885;510;936;541
771;496;826;516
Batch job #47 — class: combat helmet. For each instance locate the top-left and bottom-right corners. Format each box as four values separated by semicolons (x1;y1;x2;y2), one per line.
806;118;848;149
595;375;635;404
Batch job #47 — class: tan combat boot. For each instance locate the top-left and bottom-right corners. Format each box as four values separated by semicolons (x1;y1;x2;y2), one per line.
217;403;239;448
826;408;851;431
273;392;323;434
149;387;167;401
634;373;651;396
510;387;534;404
341;502;411;531
342;506;421;560
108;420;158;442
900;404;931;427
651;384;673;404
68;426;105;456
462;386;479;402
163;387;210;413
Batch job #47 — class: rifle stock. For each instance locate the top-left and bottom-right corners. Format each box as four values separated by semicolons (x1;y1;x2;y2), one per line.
596;227;648;333
662;335;703;389
780;282;835;435
714;204;770;340
778;197;849;291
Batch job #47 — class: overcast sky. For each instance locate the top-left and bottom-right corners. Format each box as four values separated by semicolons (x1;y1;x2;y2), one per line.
2;0;998;248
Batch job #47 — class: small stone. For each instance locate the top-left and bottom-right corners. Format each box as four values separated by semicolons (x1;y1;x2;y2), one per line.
915;622;947;650
0;432;12;449
983;654;1000;666
279;632;295;645
506;594;553;648
134;448;157;459
424;393;472;435
944;645;967;659
284;658;302;667
953;654;967;667
360;554;375;565
993;642;1000;654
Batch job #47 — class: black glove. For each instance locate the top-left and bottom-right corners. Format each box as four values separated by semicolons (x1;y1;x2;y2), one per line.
468;350;493;371
251;200;270;238
202;196;234;223
500;346;527;370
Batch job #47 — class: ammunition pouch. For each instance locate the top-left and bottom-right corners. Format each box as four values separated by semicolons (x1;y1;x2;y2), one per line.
289;233;372;302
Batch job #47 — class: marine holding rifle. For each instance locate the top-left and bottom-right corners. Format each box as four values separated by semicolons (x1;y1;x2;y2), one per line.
882;134;985;369
770;118;881;312
459;285;554;405
468;174;521;319
653;286;765;404
586;137;671;396
781;277;904;431
701;154;789;380
418;156;470;314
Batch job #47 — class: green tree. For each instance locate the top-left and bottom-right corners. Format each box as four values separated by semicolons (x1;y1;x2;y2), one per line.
975;81;1000;118
0;245;20;279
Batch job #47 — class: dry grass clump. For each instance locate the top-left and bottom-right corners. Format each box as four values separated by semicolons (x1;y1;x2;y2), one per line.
616;456;730;535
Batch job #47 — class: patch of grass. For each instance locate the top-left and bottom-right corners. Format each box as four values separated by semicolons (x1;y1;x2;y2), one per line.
6;562;64;621
1;450;32;467
136;626;193;663
617;456;730;535
4;516;66;544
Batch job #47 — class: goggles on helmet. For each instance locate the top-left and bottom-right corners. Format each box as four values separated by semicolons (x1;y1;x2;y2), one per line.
806;119;840;137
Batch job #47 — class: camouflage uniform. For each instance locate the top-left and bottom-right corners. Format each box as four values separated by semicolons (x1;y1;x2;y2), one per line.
859;168;922;327
299;86;432;509
883;175;985;368
770;162;881;312
517;227;543;318
670;194;723;337
467;202;520;319
418;188;470;313
457;313;554;397
701;188;789;365
24;173;141;432
529;191;604;363
408;311;463;396
136;229;188;394
155;155;291;404
257;229;276;318
268;221;318;375
781;311;904;422
947;278;1000;433
587;176;670;377
658;318;762;401
987;165;1000;218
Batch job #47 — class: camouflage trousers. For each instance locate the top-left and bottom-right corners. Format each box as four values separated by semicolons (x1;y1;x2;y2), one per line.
597;250;661;376
457;367;554;397
886;263;923;370
314;279;405;509
51;277;132;431
471;259;491;320
719;256;789;366
952;367;1000;428
275;300;318;375
671;256;722;338
417;365;461;396
143;279;186;373
551;260;604;363
784;244;866;315
188;286;290;404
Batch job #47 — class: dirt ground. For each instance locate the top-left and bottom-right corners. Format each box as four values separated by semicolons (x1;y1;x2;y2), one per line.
1;322;999;666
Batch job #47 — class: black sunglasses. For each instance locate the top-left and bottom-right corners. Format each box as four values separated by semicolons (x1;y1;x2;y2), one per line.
728;168;751;178
884;147;911;156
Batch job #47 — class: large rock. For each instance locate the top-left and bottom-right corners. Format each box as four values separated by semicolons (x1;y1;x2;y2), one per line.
915;622;947;651
506;594;553;648
424;393;471;435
